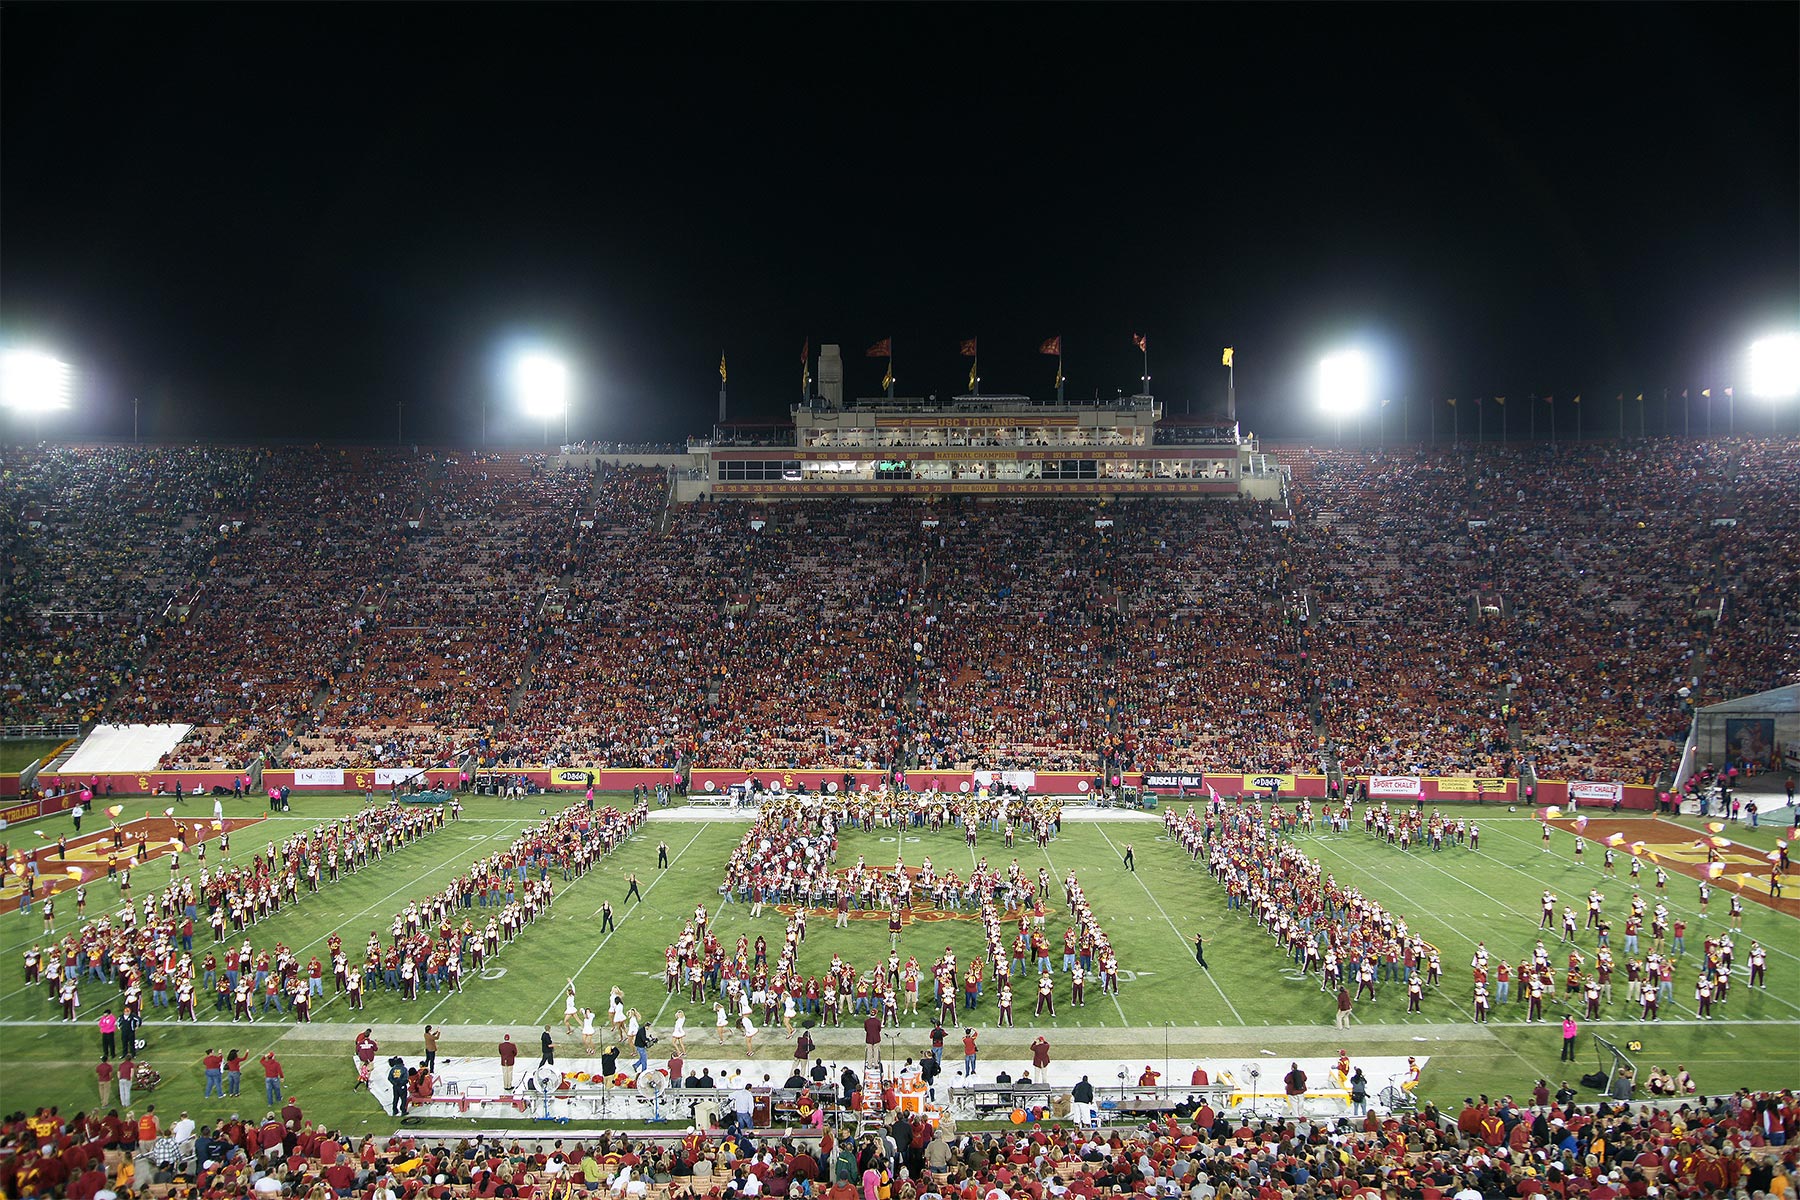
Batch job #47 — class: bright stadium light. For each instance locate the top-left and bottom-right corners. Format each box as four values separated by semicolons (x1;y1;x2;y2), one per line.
1317;349;1372;415
1748;333;1800;399
511;351;571;418
0;349;73;412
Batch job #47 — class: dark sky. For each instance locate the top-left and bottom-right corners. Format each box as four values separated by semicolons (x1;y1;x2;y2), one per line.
3;3;1796;444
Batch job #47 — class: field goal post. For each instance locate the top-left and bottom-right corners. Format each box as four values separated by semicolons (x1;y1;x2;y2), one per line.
1591;1034;1636;1099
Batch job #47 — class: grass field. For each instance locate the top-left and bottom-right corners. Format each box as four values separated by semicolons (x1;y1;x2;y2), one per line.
0;739;63;773
1;793;1794;1135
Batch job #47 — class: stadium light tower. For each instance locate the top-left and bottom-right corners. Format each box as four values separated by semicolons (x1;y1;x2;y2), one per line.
1;348;73;412
1317;348;1372;442
1748;333;1800;399
510;350;572;446
1;348;74;441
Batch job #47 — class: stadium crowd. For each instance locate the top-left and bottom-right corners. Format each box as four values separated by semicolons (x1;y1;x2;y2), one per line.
4;438;1797;785
3;1081;1796;1200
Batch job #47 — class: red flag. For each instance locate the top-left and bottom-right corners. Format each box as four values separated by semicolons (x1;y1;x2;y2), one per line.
1545;394;1554;404
801;339;809;365
866;338;892;358
960;339;978;357
1132;333;1147;352
1039;336;1062;356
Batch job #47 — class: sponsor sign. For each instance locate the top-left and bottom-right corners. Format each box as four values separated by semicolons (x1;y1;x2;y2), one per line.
374;768;426;786
1246;774;1295;792
1433;777;1509;793
973;769;1036;791
0;800;44;826
293;768;344;787
554;768;597;787
1367;775;1423;797
1569;780;1624;802
1143;772;1205;790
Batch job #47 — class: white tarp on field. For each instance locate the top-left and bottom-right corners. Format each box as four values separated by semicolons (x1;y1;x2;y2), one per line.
61;723;194;774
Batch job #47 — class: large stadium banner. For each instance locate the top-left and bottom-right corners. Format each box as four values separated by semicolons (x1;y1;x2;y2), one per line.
1367;775;1423;797
1723;718;1776;768
1568;780;1624;803
1244;773;1295;792
293;768;344;787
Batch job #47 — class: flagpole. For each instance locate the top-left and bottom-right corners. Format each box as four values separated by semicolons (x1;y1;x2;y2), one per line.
1227;359;1235;423
1530;395;1537;442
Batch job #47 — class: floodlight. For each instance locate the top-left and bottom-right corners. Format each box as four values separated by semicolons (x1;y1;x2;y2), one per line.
0;349;73;412
1748;333;1800;399
1317;349;1372;414
511;352;571;418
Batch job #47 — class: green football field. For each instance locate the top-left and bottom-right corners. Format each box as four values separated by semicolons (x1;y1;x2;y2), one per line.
1;792;1794;1135
0;739;64;772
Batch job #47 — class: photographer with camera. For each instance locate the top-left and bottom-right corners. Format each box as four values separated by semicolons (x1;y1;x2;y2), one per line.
630;1009;655;1074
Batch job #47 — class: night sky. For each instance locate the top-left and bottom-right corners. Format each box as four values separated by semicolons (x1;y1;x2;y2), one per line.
3;4;1795;445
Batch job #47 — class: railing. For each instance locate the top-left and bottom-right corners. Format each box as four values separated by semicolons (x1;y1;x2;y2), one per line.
1;723;80;740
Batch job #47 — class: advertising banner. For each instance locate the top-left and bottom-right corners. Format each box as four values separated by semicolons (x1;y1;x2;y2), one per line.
1433;777;1509;794
1244;774;1296;793
1367;775;1423;797
1142;772;1205;790
1568;780;1624;803
293;769;344;787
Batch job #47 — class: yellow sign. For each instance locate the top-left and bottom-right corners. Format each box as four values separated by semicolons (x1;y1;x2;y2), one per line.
1433;777;1509;793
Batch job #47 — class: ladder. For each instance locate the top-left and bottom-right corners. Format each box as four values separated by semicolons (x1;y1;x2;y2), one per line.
855;1050;885;1138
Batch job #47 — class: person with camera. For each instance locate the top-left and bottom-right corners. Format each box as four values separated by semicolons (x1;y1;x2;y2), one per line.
632;1009;654;1074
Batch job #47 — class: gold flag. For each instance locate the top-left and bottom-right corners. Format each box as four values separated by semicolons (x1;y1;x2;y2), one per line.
1221;347;1234;367
718;354;727;384
968;362;977;391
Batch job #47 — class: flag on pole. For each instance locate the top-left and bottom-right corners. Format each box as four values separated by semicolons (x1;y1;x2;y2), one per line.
1635;393;1644;402
1682;389;1689;399
1054;363;1065;389
866;338;892;358
1571;394;1581;404
1545;394;1554;405
1474;396;1482;405
1701;388;1712;398
1221;347;1234;367
800;339;809;365
968;362;977;391
1494;396;1505;405
1132;333;1147;352
1038;336;1062;356
1724;386;1734;397
881;367;894;391
1446;397;1457;407
1380;395;1391;407
960;339;978;357
718;354;727;384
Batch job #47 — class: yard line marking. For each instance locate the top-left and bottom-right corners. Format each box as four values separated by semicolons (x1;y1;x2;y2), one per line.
1090;826;1244;1026
535;825;708;1025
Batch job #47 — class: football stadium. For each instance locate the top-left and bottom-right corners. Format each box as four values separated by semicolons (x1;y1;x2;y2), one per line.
3;4;1798;1198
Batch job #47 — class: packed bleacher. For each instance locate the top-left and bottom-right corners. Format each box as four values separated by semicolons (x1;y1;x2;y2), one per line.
4;438;1797;783
3;1082;1794;1200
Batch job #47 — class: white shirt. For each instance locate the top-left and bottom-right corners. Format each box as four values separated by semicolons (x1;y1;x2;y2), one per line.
172;1116;197;1142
